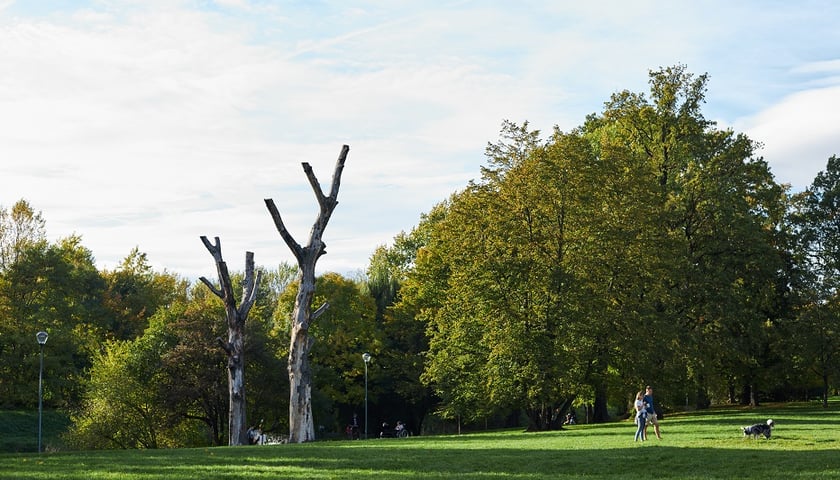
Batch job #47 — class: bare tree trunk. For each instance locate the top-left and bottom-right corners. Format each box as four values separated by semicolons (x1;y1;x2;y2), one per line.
265;145;348;443
200;236;262;446
822;373;830;408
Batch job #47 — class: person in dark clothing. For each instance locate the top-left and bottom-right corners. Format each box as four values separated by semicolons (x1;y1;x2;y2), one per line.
643;385;662;439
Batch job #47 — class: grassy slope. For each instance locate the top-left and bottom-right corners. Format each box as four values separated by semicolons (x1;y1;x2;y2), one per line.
0;401;838;479
1;410;69;453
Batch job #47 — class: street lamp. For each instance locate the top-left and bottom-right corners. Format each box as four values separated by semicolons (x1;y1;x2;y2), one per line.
36;331;48;453
362;352;371;439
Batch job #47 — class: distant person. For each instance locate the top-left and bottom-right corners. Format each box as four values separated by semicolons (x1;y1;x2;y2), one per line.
564;410;576;425
395;420;408;438
347;413;360;440
644;385;662;439
246;425;262;445
634;390;647;442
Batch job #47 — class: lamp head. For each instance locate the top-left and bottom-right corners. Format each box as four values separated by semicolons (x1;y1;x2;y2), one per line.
36;331;49;345
362;352;371;363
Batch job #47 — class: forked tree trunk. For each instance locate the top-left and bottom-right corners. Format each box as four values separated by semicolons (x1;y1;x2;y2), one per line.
199;236;262;446
265;145;348;443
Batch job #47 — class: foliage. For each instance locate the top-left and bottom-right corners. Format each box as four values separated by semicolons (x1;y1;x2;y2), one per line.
788;155;840;405
0;235;108;408
66;276;288;449
0;199;46;271
65;337;173;449
364;214;444;434
1;64;838;449
100;247;188;340
404;65;794;427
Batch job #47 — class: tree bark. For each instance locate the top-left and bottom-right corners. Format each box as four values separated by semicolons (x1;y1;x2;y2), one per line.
199;236;262;446
592;383;610;423
265;145;348;443
822;373;829;408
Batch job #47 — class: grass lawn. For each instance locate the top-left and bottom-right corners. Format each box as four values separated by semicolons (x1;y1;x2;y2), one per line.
1;401;838;479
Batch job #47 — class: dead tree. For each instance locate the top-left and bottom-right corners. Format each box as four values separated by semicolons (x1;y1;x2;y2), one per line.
264;144;348;443
199;236;262;446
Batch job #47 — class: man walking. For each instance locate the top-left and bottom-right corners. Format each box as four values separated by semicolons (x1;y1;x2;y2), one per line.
644;385;662;439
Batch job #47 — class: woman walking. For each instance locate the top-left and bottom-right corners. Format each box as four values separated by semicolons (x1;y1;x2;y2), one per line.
634;391;647;442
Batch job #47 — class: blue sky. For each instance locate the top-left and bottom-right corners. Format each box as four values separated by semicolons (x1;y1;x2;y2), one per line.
1;1;838;279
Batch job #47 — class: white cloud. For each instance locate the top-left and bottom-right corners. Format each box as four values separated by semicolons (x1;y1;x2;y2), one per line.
2;1;839;278
740;84;840;190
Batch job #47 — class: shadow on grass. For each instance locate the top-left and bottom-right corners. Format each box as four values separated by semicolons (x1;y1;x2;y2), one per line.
5;443;840;479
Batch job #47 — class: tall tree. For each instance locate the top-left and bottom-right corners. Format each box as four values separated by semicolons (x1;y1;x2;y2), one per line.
0;199;46;271
410;66;788;426
417;124;601;429
365;235;438;434
199;236;262;446
598;65;787;407
156;291;229;446
265;145;348;443
0;235;107;408
790;155;840;406
274;272;379;433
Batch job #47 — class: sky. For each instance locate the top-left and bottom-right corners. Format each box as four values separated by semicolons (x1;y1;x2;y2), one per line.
1;1;839;280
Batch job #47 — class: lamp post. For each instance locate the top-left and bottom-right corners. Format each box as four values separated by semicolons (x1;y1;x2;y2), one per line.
36;331;48;453
362;352;371;439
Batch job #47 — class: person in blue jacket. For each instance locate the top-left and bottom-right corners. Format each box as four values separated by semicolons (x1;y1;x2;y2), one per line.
644;385;662;439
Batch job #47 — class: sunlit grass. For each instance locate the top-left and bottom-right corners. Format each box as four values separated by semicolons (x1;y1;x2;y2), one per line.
1;401;839;479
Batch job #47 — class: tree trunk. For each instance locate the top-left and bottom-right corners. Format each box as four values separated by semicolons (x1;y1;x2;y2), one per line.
592;384;610;423
265;145;348;443
200;237;262;446
823;373;829;408
695;380;710;409
288;321;315;441
286;255;318;442
227;336;247;445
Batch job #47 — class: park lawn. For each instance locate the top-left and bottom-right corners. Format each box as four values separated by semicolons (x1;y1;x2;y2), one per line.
0;401;838;479
0;409;69;453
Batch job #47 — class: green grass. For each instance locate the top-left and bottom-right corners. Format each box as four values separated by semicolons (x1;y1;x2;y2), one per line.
0;410;69;453
2;401;839;479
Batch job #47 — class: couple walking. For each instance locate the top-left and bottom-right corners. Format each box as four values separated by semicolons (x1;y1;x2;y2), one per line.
634;385;662;441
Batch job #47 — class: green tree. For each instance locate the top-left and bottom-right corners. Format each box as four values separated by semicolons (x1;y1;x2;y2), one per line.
365;219;442;434
69;272;288;449
0;235;107;408
0;199;46;271
245;265;293;437
154;291;228;446
66;334;173;449
596;65;787;407
101;247;187;340
417;123;595;429
790;155;840;406
411;66;790;427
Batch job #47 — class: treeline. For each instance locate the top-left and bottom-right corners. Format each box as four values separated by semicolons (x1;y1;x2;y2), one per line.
390;65;840;430
0;201;426;447
1;65;838;449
